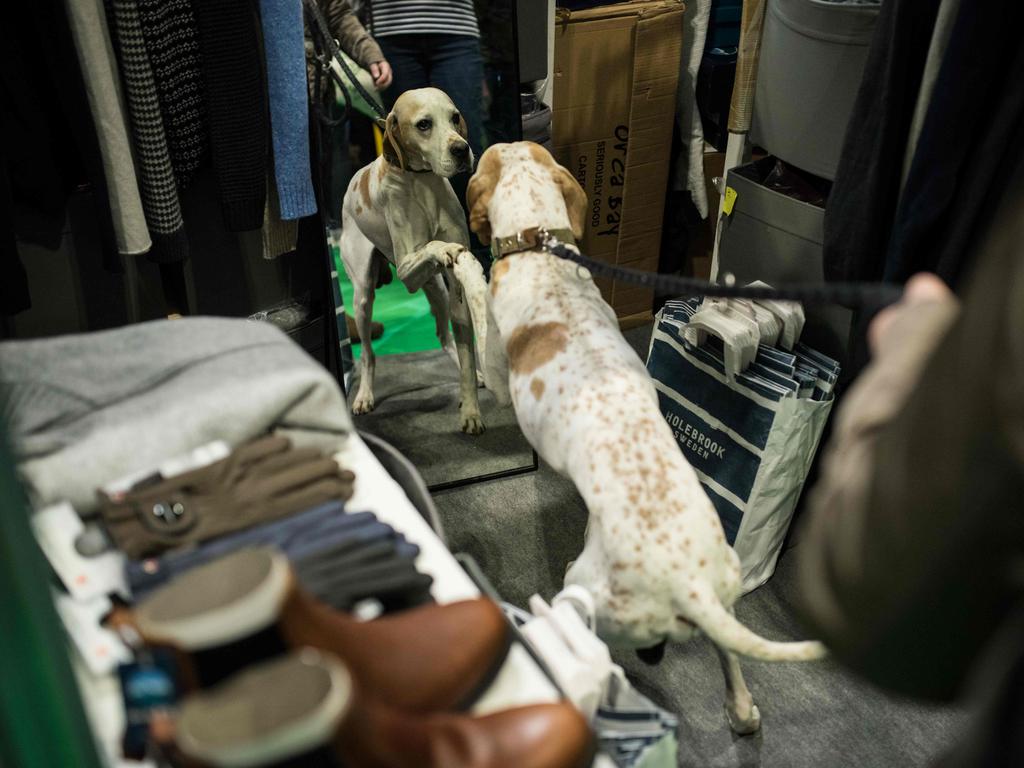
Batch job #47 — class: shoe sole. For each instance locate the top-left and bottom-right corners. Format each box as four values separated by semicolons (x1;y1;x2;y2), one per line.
134;547;289;651
177;649;351;767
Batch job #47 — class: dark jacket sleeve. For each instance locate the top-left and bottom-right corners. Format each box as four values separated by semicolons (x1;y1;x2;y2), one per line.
325;0;383;69
796;195;1024;702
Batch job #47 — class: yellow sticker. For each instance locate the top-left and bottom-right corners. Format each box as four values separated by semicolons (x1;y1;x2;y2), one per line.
722;186;738;216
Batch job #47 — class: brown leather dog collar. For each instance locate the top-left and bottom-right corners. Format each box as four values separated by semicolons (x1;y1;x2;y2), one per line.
491;227;577;260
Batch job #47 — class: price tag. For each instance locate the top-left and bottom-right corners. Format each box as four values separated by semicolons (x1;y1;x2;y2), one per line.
722;186;738;216
53;592;132;675
32;502;127;601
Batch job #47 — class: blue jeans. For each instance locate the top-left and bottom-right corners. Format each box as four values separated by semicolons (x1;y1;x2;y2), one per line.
379;33;485;242
379;33;486;157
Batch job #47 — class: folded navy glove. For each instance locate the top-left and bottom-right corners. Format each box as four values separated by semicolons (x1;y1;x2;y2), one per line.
127;500;433;614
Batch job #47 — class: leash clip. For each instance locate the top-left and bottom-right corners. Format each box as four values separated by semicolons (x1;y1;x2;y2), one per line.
535;227;558;252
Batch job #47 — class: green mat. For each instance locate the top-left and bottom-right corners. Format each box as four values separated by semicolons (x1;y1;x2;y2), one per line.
332;246;438;357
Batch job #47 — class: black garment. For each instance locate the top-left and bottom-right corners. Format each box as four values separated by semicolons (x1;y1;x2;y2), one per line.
108;0;190;263
1;0;119;314
0;154;31;317
137;0;209;192
886;0;1024;287
822;0;941;284
192;0;268;231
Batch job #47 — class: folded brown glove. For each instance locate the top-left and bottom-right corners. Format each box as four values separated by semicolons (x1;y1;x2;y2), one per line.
97;435;355;558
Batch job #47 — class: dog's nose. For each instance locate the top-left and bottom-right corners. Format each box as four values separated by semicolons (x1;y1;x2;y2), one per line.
450;143;470;160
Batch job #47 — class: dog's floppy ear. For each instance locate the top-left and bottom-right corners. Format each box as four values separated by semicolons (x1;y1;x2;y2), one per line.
380;112;406;170
553;165;587;241
467;149;502;245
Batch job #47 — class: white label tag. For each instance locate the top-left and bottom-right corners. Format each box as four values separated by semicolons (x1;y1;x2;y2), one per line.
101;440;231;499
54;592;132;676
32;502;128;601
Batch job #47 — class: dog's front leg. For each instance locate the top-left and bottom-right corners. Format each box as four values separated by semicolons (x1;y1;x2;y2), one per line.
447;268;485;435
451;251;489;388
394;240;456;293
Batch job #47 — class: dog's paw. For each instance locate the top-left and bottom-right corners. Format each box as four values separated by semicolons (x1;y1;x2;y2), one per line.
437;242;467;269
726;702;761;735
351;392;376;415
460;408;485;435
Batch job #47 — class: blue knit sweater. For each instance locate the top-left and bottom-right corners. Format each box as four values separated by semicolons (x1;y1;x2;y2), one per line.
258;0;317;220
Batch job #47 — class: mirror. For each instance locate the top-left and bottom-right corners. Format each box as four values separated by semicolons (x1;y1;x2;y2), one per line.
326;0;535;489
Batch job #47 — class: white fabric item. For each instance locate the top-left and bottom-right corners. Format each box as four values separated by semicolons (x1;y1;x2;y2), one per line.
65;0;152;256
671;0;713;218
749;281;806;350
738;299;783;347
683;299;761;376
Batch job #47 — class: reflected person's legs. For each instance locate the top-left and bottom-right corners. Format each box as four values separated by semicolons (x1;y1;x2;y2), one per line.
379;35;430;110
428;34;485;254
428;35;485;157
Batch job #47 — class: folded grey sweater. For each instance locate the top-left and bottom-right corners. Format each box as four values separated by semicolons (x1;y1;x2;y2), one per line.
0;318;352;515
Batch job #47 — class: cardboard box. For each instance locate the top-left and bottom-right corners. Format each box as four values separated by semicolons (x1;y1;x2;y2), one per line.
552;0;685;324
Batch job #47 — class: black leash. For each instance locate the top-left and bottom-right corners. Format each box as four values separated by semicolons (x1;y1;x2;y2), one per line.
537;234;903;309
302;0;388;122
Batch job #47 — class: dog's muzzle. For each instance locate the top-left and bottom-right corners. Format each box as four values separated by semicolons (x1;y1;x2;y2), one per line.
450;142;472;172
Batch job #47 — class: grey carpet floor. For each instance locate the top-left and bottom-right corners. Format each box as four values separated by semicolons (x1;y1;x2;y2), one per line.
354;325;967;767
347;348;534;488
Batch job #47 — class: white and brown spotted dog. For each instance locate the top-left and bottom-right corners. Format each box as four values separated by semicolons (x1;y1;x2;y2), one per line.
340;87;489;434
467;142;825;733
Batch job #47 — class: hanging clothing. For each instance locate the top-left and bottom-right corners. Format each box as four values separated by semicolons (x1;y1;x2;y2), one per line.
107;0;189;263
2;0;119;315
136;0;209;192
885;0;1024;285
671;0;712;219
262;170;299;259
65;0;152;257
369;0;480;39
192;0;268;232
0;156;31;317
898;0;962;189
259;0;318;221
821;0;941;284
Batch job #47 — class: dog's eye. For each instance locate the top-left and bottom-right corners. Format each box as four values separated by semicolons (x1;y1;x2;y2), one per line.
416;119;432;132
452;113;461;126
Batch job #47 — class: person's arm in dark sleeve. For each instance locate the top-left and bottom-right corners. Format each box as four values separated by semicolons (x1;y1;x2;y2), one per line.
796;199;1024;702
325;0;384;70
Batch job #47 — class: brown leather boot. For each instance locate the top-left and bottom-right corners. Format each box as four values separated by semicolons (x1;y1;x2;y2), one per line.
132;547;510;711
339;691;595;768
174;649;595;768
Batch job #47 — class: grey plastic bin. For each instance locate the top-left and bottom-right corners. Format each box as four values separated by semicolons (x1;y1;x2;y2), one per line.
717;158;852;366
751;0;879;180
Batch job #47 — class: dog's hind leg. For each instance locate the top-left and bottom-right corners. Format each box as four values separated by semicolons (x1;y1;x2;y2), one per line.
341;226;379;415
714;640;762;735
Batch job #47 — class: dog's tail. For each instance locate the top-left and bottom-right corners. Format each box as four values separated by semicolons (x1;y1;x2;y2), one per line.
688;590;827;662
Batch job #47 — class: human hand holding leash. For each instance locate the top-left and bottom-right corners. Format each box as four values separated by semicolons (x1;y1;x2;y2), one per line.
868;273;956;355
370;60;392;89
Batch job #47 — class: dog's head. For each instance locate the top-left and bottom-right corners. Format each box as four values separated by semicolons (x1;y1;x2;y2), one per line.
381;88;473;177
466;142;586;246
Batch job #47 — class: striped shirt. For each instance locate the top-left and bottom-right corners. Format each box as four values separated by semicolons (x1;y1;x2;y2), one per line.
369;0;480;38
